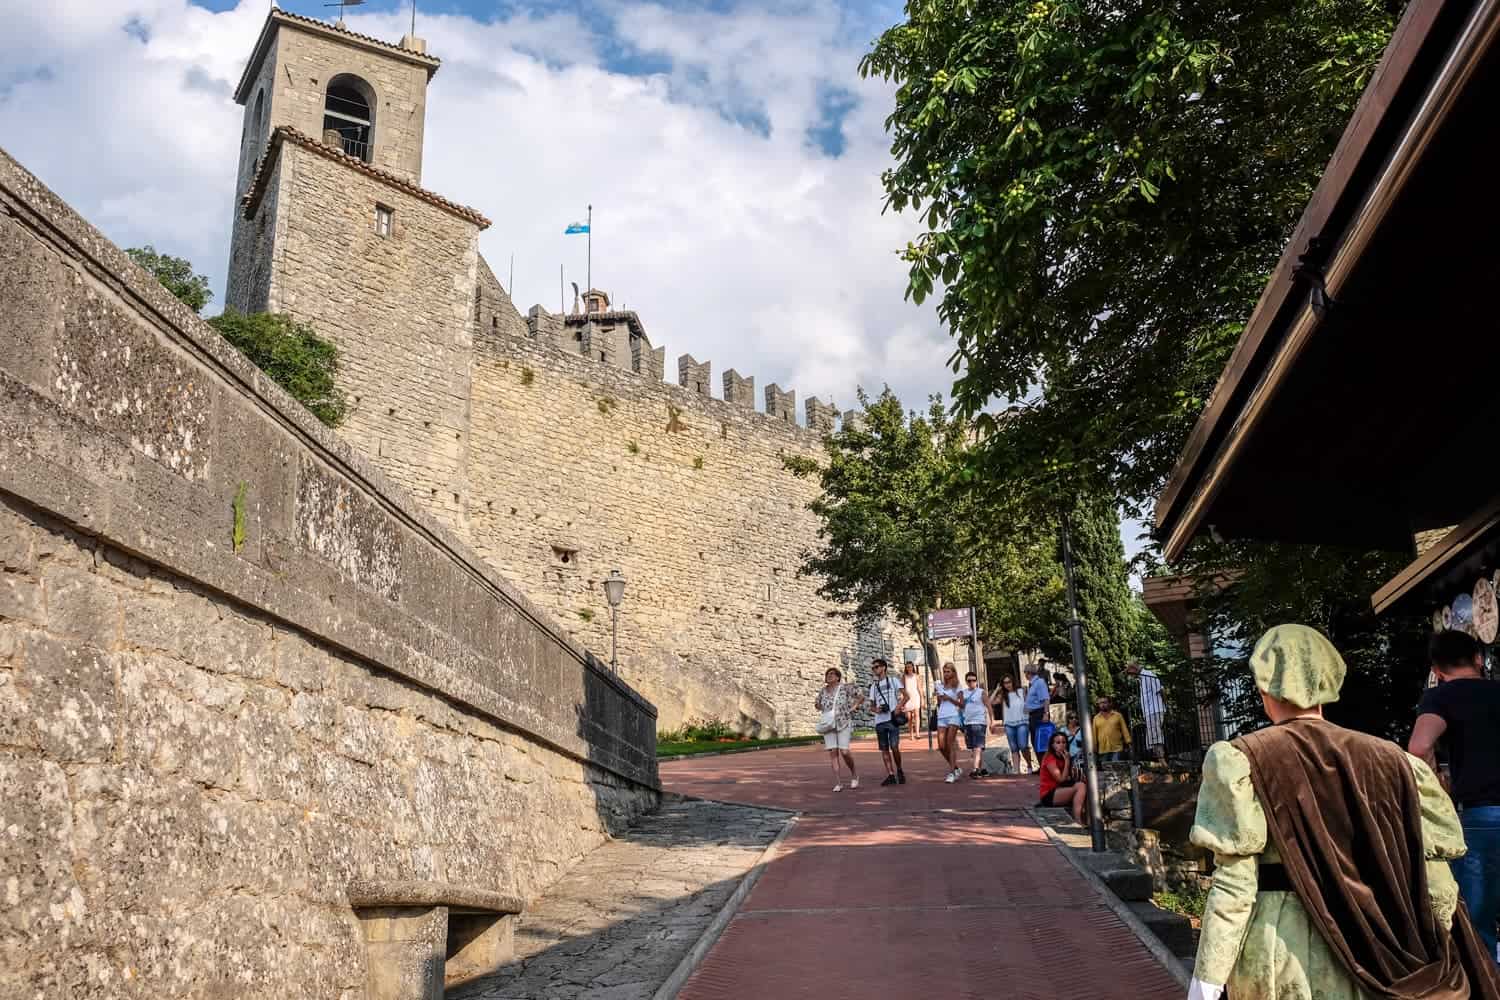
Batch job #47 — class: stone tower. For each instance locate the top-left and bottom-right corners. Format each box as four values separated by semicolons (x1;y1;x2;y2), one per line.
224;9;491;530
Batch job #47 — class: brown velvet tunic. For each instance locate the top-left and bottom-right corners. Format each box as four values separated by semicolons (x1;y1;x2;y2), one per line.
1235;719;1500;999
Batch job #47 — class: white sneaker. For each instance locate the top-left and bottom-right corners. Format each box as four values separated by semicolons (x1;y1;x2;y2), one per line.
850;777;859;789
833;784;843;792
944;772;957;783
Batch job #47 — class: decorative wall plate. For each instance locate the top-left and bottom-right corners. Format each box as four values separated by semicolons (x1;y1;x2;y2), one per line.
1475;578;1499;644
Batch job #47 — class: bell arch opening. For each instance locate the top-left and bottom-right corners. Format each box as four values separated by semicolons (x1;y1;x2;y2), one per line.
323;74;376;163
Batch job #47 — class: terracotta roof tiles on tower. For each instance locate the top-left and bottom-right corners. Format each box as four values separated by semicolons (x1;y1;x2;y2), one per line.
234;8;441;105
240;127;491;229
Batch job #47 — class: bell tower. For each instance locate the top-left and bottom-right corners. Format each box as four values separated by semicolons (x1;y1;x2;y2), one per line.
221;9;489;532
229;7;438;196
224;7;445;316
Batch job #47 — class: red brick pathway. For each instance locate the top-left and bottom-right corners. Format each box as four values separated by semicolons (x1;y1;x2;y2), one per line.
663;738;1180;999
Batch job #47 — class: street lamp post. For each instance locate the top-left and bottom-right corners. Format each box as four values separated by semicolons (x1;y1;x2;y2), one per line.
602;569;626;672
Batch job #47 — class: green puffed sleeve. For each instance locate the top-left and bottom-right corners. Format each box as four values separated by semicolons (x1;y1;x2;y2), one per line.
1405;752;1465;928
1190;742;1266;986
1191;742;1267;857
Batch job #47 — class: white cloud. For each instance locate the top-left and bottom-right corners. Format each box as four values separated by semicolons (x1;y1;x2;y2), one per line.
0;0;956;416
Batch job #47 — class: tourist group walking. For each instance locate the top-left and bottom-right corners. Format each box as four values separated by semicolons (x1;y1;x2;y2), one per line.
813;653;1157;810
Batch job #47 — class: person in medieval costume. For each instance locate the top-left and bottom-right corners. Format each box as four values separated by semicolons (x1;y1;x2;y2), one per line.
1186;624;1500;1000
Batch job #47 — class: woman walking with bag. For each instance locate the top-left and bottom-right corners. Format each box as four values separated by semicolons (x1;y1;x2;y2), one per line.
934;662;965;783
814;667;861;791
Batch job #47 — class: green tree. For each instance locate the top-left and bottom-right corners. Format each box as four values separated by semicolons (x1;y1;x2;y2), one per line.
860;0;1400;507
208;311;349;428
1061;493;1134;696
783;388;971;638
126;246;213;314
786;388;1131;673
862;1;1425;736
1174;541;1430;742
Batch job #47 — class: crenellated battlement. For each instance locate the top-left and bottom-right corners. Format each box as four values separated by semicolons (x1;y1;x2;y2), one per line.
764;383;796;424
517;301;855;434
805;397;838;434
723;369;755;407
678;354;711;397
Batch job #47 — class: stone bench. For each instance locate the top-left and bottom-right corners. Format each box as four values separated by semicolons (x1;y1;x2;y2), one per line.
347;880;525;999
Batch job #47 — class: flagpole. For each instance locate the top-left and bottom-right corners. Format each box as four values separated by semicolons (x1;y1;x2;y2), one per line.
586;204;592;296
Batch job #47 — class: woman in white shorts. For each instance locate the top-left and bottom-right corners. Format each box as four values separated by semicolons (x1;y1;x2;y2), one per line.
902;661;923;743
814;667;861;791
934;662;965;782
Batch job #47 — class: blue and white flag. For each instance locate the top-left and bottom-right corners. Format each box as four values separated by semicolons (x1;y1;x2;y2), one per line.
564;221;590;235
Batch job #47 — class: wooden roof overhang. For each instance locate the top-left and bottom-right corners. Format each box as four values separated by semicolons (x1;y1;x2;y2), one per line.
1153;0;1500;612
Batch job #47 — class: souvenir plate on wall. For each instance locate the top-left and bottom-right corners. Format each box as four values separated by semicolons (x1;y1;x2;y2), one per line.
1443;605;1454;631
1477;578;1499;644
1434;607;1448;633
1453;592;1474;631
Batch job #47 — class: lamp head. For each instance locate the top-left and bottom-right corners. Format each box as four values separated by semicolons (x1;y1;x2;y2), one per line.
602;569;626;607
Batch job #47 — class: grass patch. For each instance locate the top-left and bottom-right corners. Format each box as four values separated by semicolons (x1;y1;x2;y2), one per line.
1153;882;1209;929
657;735;823;758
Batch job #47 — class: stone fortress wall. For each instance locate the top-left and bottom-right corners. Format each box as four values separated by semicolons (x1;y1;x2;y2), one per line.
220;10;913;735
464;323;905;734
0;150;658;997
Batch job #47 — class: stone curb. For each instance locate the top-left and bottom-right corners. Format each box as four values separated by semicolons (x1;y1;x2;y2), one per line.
1027;807;1191;990
652;812;801;1000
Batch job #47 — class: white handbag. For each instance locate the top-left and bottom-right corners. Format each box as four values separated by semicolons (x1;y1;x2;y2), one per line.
815;686;841;734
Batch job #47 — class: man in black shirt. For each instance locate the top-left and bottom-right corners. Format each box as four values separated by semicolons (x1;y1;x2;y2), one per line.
1409;629;1500;963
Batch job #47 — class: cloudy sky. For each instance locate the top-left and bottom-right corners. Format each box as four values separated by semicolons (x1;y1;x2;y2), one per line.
0;0;1149;561
0;0;962;417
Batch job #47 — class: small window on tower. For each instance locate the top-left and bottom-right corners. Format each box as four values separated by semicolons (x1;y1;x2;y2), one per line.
375;205;394;238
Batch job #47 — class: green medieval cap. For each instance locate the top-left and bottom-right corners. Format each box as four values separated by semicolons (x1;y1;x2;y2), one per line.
1249;624;1346;709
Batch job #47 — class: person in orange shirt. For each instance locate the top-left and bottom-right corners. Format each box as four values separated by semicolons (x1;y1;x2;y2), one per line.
1092;695;1132;762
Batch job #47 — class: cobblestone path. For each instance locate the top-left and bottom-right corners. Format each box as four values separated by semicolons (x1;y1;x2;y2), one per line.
449;799;790;1000
663;738;1181;999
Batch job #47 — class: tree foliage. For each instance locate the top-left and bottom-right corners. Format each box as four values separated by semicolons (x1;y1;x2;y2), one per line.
860;0;1401;507
863;1;1426;736
787;388;1136;677
1062;492;1134;696
126;246;214;314
208;311;349;428
1170;541;1431;742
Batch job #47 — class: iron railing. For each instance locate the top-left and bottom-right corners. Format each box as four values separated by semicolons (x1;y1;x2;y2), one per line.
335;133;369;162
1114;668;1221;764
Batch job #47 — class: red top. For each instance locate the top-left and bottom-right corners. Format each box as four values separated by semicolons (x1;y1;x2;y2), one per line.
1039;753;1071;798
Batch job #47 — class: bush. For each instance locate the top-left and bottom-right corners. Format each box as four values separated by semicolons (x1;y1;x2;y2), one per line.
127;245;212;314
657;718;738;743
208;310;348;428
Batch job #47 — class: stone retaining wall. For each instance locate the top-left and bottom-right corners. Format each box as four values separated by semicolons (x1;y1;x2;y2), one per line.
0;147;658;998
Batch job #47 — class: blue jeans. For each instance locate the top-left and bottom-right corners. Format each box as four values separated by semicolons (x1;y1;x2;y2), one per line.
1453;805;1500;962
1004;723;1029;753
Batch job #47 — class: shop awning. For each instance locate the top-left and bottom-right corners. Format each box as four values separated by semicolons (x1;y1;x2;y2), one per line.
1154;0;1500;567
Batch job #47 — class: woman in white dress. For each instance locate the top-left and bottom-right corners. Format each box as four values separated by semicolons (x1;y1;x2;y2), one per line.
902;662;923;743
